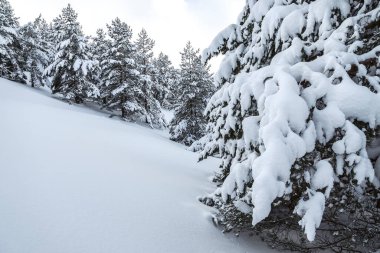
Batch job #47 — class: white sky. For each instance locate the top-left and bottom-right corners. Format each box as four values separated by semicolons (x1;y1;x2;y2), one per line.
8;0;244;68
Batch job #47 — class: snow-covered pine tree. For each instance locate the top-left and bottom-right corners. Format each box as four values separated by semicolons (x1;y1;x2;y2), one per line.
44;21;59;61
0;0;23;82
134;29;164;128
169;42;214;146
19;16;51;87
152;52;180;109
44;4;99;103
199;0;380;251
90;29;109;64
89;28;110;95
100;18;144;120
32;15;56;64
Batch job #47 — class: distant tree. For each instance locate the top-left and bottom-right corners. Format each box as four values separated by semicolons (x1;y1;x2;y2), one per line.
134;28;164;128
100;18;143;119
90;29;109;63
89;28;110;93
44;4;99;103
0;0;23;82
169;41;214;146
152;52;179;109
33;15;55;64
19;16;50;87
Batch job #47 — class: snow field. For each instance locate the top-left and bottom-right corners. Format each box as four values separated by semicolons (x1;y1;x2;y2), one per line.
0;78;274;253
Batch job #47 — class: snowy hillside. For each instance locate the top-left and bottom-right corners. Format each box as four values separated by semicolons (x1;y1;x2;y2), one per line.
0;78;274;253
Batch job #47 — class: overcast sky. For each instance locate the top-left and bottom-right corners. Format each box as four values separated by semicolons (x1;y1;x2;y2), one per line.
8;0;244;67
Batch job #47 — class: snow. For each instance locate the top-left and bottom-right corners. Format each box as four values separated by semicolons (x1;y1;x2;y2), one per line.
311;160;334;197
0;78;275;253
279;9;306;43
57;39;70;50
295;191;325;242
261;4;299;45
161;109;174;124
302;121;317;153
201;24;239;64
242;116;260;147
304;0;350;37
246;0;275;25
221;156;254;203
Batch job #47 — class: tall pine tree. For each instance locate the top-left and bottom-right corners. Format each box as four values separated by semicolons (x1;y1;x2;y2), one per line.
35;16;55;63
134;29;163;128
0;0;23;82
152;52;179;109
90;29;109;64
44;4;98;103
169;42;214;146
19;15;50;87
100;18;142;119
89;28;110;94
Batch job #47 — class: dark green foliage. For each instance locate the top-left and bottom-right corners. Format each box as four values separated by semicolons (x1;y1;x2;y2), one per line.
0;0;23;82
169;42;214;146
44;4;99;103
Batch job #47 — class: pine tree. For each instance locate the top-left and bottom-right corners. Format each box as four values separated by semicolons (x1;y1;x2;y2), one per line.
19;16;50;87
134;29;163;128
90;29;109;63
32;15;55;63
169;42;214;146
44;4;99;103
152;52;179;109
199;1;380;251
0;0;23;82
100;18;143;119
89;28;110;94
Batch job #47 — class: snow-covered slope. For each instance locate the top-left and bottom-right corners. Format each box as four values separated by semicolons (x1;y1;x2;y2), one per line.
0;78;274;253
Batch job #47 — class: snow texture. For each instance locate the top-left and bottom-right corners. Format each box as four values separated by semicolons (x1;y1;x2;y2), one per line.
295;191;325;242
0;78;276;253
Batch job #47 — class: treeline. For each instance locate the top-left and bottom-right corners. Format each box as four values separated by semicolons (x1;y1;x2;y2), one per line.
0;0;214;144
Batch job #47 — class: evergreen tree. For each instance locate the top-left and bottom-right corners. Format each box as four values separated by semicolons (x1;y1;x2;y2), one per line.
134;28;163;128
169;42;214;146
0;0;23;82
90;29;109;63
100;18;143;119
43;21;58;63
134;29;154;69
89;28;110;93
44;4;99;103
19;16;50;87
199;1;380;251
152;52;179;109
37;17;57;66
